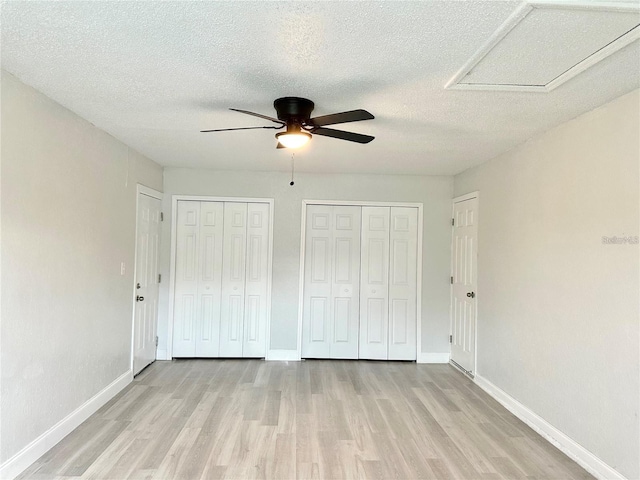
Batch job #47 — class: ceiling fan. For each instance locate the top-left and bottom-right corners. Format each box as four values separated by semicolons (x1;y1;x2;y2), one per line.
201;97;375;149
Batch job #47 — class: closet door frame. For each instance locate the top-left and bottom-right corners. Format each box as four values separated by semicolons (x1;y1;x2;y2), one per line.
297;200;424;362
166;195;274;360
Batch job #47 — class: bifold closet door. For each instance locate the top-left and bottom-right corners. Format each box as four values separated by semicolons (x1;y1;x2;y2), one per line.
359;206;418;360
219;202;247;357
388;207;418;360
173;200;269;358
241;202;269;358
173;201;224;357
302;205;361;359
196;201;224;356
359;207;390;360
173;201;199;357
219;202;270;357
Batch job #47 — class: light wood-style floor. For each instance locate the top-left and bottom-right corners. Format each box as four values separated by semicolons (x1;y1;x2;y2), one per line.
18;360;593;480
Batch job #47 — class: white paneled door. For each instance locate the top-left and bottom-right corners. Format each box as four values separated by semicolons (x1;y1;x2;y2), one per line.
302;205;361;359
133;192;162;375
173;200;201;357
303;203;419;361
195;201;224;357
359;207;390;360
219;202;247;357
173;200;270;358
243;203;270;357
388;207;418;360
359;207;418;360
450;196;478;374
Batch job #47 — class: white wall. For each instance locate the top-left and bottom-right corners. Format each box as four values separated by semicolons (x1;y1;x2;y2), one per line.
0;72;163;465
158;169;453;357
454;89;639;479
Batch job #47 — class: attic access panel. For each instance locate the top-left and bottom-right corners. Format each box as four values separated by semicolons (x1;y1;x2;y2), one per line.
446;1;640;92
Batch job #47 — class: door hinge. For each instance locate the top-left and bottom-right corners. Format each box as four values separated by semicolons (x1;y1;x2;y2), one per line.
160;212;164;221
451;218;454;226
158;273;161;283
449;335;452;343
155;336;159;347
450;276;454;284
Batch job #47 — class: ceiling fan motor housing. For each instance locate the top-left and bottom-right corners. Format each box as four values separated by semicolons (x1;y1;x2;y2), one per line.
274;97;315;127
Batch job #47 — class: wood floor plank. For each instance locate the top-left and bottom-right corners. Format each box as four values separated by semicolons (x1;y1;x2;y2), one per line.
262;390;282;426
17;359;594;480
138;415;189;469
60;420;130;476
268;433;295;480
79;430;138;479
151;427;200;479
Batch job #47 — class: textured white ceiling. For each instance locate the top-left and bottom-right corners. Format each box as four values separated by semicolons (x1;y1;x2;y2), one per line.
463;7;640;86
2;1;639;175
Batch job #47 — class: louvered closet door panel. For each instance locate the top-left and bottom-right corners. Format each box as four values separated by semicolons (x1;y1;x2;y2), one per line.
302;205;333;358
173;201;200;357
194;201;224;357
359;207;390;360
243;203;269;357
219;202;247;357
330;206;361;359
388;207;418;360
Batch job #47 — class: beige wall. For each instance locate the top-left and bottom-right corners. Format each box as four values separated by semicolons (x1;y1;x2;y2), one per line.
158;169;454;356
454;89;639;479
1;72;163;463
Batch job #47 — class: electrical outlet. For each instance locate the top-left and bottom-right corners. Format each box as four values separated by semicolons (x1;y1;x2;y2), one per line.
120;262;126;275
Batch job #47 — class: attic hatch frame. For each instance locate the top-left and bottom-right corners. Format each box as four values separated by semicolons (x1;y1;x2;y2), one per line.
445;0;640;93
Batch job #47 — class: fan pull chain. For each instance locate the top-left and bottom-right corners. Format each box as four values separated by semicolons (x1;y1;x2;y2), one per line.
290;152;295;186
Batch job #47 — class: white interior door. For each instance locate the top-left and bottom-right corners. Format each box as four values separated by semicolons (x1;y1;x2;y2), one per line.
302;205;333;358
303;203;419;361
243;203;270;357
219;202;247;357
302;205;361;359
388;207;418;360
133;192;161;375
451;196;478;374
330;206;361;359
172;199;271;359
359;207;390;360
173;201;200;357
195;201;224;357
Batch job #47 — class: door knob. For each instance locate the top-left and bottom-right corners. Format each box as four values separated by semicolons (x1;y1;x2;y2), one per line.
466;292;475;298
136;295;145;302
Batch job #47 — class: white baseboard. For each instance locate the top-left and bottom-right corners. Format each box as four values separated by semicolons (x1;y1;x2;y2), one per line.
418;352;450;364
474;374;626;480
0;370;133;480
266;349;301;361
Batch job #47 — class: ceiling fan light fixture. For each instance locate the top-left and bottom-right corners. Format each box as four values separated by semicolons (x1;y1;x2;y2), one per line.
276;130;311;149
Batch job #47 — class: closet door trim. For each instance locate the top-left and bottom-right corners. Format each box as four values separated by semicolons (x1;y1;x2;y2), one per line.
297;200;423;362
167;195;274;360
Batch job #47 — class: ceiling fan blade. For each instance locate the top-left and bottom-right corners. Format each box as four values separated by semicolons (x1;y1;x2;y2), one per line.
200;126;281;132
229;108;284;125
311;127;374;144
276;142;286;149
309;109;374;127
